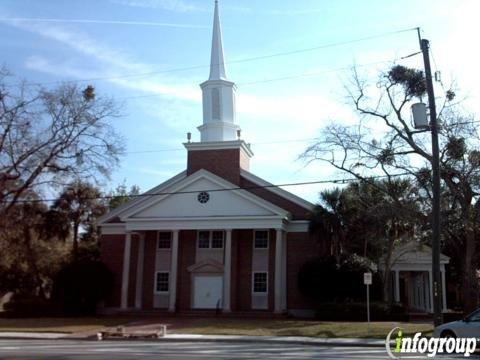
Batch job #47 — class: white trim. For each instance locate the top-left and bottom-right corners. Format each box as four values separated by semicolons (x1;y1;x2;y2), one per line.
253;229;269;249
200;78;236;89
121;233;132;309
223;229;232;312
187;259;224;273
252;271;268;294
125;216;286;231
98;170;187;224
157;231;172;250
134;233;145;309
196;230;225;249
240;169;314;211
119;169;289;221
101;224;126;235
184;139;253;157
285;221;309;233
169;231;179;312
274;228;283;313
154;271;170;294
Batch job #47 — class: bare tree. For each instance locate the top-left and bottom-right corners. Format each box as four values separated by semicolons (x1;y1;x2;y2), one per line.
0;68;124;215
302;65;480;311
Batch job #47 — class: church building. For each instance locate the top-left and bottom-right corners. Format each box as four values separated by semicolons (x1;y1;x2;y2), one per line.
99;0;328;316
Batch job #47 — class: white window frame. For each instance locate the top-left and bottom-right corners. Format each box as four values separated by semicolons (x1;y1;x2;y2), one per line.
154;271;170;294
196;230;224;249
157;231;172;250
253;229;269;249
252;271;268;294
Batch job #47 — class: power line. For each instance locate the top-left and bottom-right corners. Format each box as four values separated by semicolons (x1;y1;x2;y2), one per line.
0;17;210;29
120;119;480;156
6;172;411;204
24;27;418;87
122;138;316;154
119;57;402;101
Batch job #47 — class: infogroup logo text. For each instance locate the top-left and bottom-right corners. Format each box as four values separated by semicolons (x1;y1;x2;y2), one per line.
385;327;477;358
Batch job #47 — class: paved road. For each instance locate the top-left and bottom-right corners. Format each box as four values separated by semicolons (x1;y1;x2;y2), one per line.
0;339;468;359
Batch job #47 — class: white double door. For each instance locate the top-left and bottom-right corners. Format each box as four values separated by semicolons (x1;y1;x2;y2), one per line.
193;275;223;309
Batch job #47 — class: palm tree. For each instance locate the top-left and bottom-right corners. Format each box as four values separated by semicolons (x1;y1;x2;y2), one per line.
49;182;106;259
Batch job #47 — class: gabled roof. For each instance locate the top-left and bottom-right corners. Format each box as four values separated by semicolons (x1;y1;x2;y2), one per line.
100;169;290;225
380;241;450;267
240;169;314;211
98;170;187;224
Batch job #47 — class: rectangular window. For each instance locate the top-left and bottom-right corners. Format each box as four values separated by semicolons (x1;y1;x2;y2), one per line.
155;272;169;293
158;231;172;249
198;231;210;248
254;230;269;249
211;231;224;248
253;272;268;293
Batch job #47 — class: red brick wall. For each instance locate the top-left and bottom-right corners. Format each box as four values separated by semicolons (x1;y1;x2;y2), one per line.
142;231;157;310
187;148;243;185
286;232;325;309
235;229;253;311
240;177;311;220
178;230;196;311
100;234;124;307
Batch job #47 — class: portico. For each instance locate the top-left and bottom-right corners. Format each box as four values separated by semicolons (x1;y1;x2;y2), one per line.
381;242;449;313
105;224;291;314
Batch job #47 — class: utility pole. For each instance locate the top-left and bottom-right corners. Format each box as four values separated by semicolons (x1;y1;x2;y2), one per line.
420;38;443;326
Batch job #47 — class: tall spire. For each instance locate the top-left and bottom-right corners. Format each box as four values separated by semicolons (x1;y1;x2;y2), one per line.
197;0;239;142
209;0;227;80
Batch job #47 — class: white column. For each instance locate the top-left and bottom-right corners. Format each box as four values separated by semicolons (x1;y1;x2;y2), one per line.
223;229;232;312
168;230;179;312
394;270;400;303
134;233;145;309
441;269;447;311
274;229;283;313
121;232;132;309
428;269;433;313
281;231;287;311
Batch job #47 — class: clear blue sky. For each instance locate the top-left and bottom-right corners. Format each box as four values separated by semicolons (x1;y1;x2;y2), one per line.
0;0;477;202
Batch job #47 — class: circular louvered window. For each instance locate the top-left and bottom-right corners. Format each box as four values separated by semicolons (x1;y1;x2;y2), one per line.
197;191;210;204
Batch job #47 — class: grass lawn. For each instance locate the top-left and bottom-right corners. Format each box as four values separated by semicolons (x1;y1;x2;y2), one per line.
167;318;433;339
0;316;433;338
0;317;134;334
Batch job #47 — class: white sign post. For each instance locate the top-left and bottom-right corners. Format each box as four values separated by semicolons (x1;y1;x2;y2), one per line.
364;272;372;335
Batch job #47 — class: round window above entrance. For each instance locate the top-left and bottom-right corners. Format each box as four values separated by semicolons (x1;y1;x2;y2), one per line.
197;191;210;204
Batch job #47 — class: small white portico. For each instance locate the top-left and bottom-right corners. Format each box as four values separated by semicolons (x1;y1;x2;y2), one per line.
381;242;449;313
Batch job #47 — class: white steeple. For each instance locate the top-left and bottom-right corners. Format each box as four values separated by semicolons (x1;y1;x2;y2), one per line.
198;0;239;142
209;0;227;80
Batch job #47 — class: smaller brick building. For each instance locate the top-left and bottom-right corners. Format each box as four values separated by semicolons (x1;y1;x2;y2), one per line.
98;0;328;316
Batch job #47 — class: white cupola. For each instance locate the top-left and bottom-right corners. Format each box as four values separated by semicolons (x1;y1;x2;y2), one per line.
198;0;240;142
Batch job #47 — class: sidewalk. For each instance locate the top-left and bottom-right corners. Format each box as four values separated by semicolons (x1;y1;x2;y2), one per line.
0;331;386;347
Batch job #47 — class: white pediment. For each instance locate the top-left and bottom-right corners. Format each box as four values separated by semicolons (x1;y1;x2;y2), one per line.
187;259;224;273
388;242;450;265
121;169;289;221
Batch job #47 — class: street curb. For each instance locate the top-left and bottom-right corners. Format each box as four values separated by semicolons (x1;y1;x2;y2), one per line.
0;333;386;348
